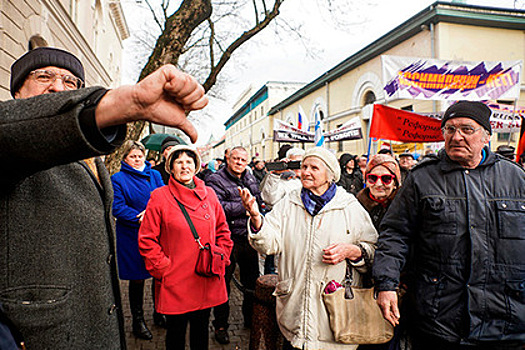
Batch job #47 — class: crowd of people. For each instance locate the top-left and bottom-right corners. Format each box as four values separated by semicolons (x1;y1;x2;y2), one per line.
1;46;524;350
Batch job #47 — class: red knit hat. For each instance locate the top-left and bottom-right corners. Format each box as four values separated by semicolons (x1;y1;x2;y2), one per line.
365;154;401;186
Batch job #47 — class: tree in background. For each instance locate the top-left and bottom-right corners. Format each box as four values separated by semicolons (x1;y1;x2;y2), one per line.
105;0;369;173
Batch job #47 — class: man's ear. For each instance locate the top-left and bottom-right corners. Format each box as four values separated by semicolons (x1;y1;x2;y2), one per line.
13;91;20;99
484;132;491;144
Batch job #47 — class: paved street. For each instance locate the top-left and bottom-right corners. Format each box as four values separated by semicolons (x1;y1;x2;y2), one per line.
121;278;251;350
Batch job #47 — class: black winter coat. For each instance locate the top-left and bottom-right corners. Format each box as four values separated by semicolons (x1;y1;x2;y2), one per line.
373;148;525;344
356;187;398;230
337;170;364;196
337;153;364;195
206;167;263;240
152;161;170;185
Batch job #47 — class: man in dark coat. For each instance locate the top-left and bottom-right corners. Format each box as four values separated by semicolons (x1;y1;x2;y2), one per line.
398;150;416;183
373;101;525;349
206;146;263;344
0;47;207;349
336;153;364;195
153;136;181;184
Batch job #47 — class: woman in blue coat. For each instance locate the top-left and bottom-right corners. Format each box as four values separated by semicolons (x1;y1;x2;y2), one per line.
111;140;164;340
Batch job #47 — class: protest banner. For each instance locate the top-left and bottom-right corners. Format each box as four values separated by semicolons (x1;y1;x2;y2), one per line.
485;102;523;133
323;117;363;142
273;119;313;143
516;117;525;163
382;55;522;101
273;117;363;143
370;104;444;143
419;102;523;133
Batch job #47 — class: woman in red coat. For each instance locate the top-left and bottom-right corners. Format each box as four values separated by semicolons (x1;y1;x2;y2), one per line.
139;145;233;350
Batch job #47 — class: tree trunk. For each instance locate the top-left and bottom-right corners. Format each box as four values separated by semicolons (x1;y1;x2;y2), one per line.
105;0;212;174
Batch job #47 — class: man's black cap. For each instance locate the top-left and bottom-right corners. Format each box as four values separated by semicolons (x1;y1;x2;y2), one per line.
441;101;492;135
10;47;85;97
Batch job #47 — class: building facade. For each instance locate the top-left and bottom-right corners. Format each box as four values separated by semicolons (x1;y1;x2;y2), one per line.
0;0;129;99
221;82;305;160
220;2;525;159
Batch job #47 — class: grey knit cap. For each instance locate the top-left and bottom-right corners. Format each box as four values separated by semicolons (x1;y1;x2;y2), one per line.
10;47;85;97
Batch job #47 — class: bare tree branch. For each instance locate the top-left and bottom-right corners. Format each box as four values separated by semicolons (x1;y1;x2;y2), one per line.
144;0;164;31
208;18;215;68
252;0;259;24
203;0;284;91
261;0;268;14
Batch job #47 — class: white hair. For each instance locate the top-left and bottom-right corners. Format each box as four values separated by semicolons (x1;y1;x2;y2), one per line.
286;147;305;159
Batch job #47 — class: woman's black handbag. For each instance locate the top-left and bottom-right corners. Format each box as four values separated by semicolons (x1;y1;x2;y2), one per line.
174;197;226;277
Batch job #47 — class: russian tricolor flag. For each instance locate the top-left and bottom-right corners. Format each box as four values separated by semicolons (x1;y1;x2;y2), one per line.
298;105;309;132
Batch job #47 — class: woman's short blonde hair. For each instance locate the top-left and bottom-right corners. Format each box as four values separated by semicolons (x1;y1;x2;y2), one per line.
121;140;146;160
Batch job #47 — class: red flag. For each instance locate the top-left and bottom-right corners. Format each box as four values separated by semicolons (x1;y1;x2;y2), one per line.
516;116;525;163
370;104;444;143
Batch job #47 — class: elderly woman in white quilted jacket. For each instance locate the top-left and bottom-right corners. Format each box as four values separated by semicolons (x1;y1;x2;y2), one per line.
239;147;378;350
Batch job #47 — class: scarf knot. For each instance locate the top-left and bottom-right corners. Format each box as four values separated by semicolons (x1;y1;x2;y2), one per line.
301;183;337;216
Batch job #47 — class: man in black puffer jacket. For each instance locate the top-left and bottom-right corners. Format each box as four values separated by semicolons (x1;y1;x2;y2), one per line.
206;146;263;344
337;153;364;196
373;101;525;350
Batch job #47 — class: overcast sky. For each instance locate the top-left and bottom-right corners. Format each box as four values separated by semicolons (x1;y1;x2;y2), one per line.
121;0;524;145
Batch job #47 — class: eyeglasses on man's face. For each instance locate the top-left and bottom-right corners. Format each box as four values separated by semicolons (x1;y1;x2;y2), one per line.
366;173;395;186
442;124;483;137
29;69;84;90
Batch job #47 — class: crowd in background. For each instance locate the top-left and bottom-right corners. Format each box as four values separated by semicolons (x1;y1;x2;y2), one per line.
2;45;525;350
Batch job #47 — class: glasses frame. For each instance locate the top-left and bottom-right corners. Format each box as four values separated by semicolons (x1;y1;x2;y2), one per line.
441;124;483;137
366;173;395;186
28;69;84;90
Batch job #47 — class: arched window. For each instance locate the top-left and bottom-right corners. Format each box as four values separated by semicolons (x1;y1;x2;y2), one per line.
363;91;376;106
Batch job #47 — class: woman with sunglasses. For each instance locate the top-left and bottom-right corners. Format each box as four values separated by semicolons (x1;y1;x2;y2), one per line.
356;154;402;350
356;154;401;230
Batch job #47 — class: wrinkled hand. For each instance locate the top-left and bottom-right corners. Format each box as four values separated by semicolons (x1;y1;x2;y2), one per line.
96;65;208;143
322;243;361;265
238;187;259;217
377;291;400;327
238;187;262;231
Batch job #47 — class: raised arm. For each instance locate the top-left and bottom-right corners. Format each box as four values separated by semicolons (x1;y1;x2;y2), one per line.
95;65;207;143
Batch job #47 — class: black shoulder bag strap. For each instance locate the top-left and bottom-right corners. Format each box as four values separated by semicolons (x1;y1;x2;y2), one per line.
172;196;205;249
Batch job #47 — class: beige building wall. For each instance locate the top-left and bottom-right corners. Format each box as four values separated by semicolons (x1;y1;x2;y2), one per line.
0;0;129;99
223;82;304;161
266;30;438;158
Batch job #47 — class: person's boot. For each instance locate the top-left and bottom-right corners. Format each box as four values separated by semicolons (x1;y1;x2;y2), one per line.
129;281;153;340
132;309;153;340
214;327;230;345
151;281;167;328
153;311;167;328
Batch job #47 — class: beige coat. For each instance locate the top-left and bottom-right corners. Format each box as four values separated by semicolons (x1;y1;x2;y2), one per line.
249;186;377;350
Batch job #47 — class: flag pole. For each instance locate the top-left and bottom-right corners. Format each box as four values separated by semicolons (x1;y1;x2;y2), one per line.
366;137;372;162
509;98;519;146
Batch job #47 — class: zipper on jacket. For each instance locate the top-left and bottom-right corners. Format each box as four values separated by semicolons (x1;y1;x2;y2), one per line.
303;214;316;342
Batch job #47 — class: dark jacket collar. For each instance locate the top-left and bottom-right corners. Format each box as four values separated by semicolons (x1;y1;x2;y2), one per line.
356;187;398;212
439;146;497;173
